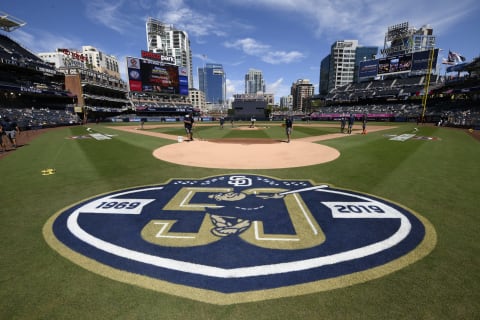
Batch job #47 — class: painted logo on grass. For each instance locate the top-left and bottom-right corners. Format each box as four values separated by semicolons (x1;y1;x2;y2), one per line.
44;174;436;304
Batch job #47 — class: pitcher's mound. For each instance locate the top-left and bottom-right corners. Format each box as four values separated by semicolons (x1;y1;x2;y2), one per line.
153;140;340;169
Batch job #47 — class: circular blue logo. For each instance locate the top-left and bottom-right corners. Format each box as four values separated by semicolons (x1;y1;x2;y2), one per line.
44;174;436;304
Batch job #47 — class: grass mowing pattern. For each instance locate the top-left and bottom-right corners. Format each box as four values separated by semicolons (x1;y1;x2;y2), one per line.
0;122;478;319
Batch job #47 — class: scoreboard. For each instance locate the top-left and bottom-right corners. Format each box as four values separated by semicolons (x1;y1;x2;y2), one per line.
126;56;188;95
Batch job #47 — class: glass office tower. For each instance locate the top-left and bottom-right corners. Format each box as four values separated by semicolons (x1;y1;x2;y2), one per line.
198;63;226;104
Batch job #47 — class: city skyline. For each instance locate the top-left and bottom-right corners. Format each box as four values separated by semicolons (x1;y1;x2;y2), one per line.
2;1;479;103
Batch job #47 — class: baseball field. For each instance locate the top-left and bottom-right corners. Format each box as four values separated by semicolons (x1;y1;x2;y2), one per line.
0;121;478;319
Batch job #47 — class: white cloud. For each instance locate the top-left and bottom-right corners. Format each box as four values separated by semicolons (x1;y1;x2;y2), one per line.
266;77;287;98
226;78;244;100
8;30;36;52
224;38;305;64
13;29;81;54
224;0;478;47
116;54;128;81
224;38;269;55
263;51;305;64
152;0;226;38
84;0;137;34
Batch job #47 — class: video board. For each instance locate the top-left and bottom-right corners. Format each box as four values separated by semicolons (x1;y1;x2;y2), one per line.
378;54;412;75
358;49;438;78
126;56;188;95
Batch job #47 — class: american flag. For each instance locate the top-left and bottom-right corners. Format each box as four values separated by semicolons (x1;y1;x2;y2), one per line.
443;50;466;65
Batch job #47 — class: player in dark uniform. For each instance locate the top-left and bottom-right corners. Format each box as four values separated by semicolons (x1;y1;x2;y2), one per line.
183;114;194;141
340;116;346;133
0;121;6;152
4;117;19;149
285;117;293;142
347;113;355;134
219;117;225;129
361;113;367;134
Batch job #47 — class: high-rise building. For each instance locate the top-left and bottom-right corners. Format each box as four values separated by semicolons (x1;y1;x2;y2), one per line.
188;88;206;112
280;95;293;110
319;55;331;96
245;69;265;94
291;79;314;112
198;63;226;104
146;17;194;89
319;40;378;95
329;40;358;90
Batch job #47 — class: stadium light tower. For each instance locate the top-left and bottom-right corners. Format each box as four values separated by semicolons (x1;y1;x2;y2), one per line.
0;11;26;32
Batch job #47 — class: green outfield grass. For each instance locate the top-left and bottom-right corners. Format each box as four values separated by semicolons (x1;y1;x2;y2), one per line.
0;121;478;319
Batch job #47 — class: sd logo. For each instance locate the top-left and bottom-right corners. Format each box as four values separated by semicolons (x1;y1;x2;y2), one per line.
44;174;436;304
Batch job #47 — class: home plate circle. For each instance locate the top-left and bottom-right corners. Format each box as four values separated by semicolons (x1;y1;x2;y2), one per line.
153;140;340;169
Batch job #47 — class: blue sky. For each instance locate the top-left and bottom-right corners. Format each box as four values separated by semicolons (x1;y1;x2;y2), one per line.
2;0;480;102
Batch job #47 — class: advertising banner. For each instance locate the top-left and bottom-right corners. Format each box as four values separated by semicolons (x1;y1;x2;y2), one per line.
411;49;438;71
358;60;378;78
